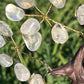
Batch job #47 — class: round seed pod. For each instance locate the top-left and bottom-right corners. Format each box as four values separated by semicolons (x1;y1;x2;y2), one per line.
0;21;13;37
76;4;84;25
5;4;25;21
49;0;66;8
29;74;44;84
14;63;30;81
0;54;13;67
51;23;68;44
22;32;42;51
15;0;35;9
20;18;40;35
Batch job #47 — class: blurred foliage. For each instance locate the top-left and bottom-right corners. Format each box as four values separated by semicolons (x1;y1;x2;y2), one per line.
0;0;84;84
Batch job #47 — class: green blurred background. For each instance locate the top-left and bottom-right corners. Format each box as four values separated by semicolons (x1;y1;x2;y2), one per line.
0;0;84;84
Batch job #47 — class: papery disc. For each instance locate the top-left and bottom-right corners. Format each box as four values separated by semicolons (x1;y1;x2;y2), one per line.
0;54;13;67
6;4;25;21
22;32;42;51
51;23;68;44
14;63;30;81
20;18;40;35
15;0;35;9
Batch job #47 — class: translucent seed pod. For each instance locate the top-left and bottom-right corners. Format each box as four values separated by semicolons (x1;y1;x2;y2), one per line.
76;4;84;25
5;4;25;21
20;18;40;35
15;0;35;9
29;74;44;84
22;32;42;51
0;54;13;67
0;21;13;37
51;23;68;44
0;35;6;48
49;0;66;8
14;63;30;81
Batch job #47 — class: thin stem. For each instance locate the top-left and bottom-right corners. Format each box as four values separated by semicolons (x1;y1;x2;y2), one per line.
46;4;52;15
34;5;44;15
20;50;52;71
40;18;45;24
11;36;25;65
25;14;43;18
45;18;52;27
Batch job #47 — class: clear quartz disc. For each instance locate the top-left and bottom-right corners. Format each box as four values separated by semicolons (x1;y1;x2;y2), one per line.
20;18;40;35
0;54;13;67
0;21;13;37
77;4;84;25
29;74;44;84
0;35;6;48
5;4;25;21
51;23;68;44
49;0;66;8
22;32;42;51
14;63;30;81
15;0;35;9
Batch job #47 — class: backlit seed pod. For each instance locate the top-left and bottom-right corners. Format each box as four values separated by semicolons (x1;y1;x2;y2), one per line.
22;32;42;51
29;74;44;84
49;0;66;8
0;35;6;48
51;23;68;44
0;21;13;36
5;4;25;21
76;4;84;25
15;0;35;9
14;63;30;81
0;54;13;67
20;18;40;35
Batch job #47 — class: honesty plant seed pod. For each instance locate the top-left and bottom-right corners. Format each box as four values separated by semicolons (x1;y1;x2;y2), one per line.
29;74;44;84
6;4;25;21
0;35;6;48
14;63;30;81
0;21;13;37
0;54;13;67
15;0;35;9
20;18;40;35
49;0;66;8
77;4;84;25
22;32;42;51
51;23;68;44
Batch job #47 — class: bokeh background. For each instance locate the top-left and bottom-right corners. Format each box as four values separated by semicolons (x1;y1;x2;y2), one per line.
0;0;84;84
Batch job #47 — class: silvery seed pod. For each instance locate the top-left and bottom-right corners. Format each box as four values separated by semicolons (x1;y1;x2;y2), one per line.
20;18;40;35
5;4;25;21
0;21;13;36
22;32;42;51
0;54;13;67
0;35;6;48
51;23;68;44
49;0;66;8
29;74;44;84
76;4;84;25
14;63;30;81
15;0;35;9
